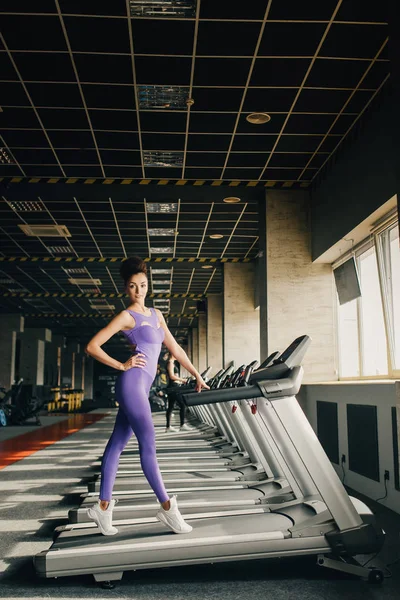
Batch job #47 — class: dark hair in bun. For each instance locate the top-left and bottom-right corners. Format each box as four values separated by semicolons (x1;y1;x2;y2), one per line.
120;256;147;285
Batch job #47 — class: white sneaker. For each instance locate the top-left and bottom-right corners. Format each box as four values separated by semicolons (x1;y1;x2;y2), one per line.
165;426;178;433
87;499;118;536
180;423;194;431
156;495;193;534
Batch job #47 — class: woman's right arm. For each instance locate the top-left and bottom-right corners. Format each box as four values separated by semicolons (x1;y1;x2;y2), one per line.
85;311;146;372
167;360;186;384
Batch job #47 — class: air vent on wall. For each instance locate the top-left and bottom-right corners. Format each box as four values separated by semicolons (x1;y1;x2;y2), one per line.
9;201;46;212
144;151;183;167
138;85;190;110
19;224;71;237
129;0;196;18
68;278;102;286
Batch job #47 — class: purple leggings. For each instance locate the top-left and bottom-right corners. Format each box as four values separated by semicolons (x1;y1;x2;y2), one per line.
100;368;169;503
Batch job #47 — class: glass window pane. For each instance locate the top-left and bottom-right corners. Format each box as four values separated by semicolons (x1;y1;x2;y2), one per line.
389;226;400;369
338;298;360;377
358;247;388;376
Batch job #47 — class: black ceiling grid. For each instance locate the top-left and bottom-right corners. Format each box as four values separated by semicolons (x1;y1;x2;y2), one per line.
0;0;390;345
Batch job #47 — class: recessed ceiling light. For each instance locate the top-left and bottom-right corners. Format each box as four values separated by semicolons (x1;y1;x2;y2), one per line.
209;234;224;239
153;289;170;293
146;203;178;214
188;306;196;309
201;265;213;269
223;197;241;204
246;112;271;124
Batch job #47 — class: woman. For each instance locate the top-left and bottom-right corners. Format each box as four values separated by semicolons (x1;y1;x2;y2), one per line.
165;353;192;433
85;256;209;536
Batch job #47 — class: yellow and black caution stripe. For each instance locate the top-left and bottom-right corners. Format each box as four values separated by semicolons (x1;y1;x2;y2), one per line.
23;312;198;319
0;177;310;188
0;291;204;299
0;256;251;264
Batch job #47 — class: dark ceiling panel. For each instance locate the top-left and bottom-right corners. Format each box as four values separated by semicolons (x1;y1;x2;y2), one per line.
185;153;226;167
59;0;128;17
89;109;138;131
268;0;339;21
335;0;388;23
82;84;136;110
189;113;237;134
38;108;90;130
64;16;131;53
196;21;260;56
47;130;96;149
26;82;84;108
250;58;311;86
187;134;231;151
0;15;67;51
275;135;324;153
194;58;252;86
95;131;140;150
0;51;20;80
74;53;133;84
227;153;269;167
243;88;298;113
231;135;277;152
12;52;77;82
0;0;56;12
259;22;326;56
307;59;371;88
0;107;40;128
320;24;388;59
199;0;268;20
135;56;192;85
190;88;244;112
131;19;195;55
285;113;337;134
3;129;51;147
295;88;352;113
0;81;30;106
141;133;185;151
140;112;187;133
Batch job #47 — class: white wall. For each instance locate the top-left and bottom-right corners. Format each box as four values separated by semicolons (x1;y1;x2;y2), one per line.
304;382;400;515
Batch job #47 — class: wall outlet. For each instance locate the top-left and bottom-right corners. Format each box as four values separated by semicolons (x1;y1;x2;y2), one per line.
384;470;390;481
341;454;346;464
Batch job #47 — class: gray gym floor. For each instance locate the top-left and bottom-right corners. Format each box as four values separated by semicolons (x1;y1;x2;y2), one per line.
0;410;399;600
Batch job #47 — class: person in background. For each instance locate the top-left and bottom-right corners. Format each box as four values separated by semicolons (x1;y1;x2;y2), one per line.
165;353;192;433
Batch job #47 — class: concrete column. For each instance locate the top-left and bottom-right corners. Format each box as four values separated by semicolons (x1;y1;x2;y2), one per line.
61;339;79;387
74;343;83;389
192;327;199;371
198;313;207;373
187;329;192;363
19;327;51;390
207;294;223;373
0;314;24;389
388;1;400;231
223;263;260;368
84;355;94;399
45;334;62;388
265;190;335;382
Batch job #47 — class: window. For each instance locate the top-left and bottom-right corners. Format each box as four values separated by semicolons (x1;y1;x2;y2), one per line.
335;215;400;379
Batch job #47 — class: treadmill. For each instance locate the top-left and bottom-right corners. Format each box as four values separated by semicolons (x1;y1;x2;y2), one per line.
68;359;295;524
35;335;385;585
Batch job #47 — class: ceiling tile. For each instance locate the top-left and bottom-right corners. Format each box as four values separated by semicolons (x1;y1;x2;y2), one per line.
64;16;130;53
251;58;311;86
196;21;260;56
131;19;195;55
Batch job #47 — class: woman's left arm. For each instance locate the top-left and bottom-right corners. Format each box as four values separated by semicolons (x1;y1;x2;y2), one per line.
156;309;209;392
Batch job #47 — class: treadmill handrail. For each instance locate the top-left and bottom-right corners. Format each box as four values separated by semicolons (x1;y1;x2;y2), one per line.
182;367;303;406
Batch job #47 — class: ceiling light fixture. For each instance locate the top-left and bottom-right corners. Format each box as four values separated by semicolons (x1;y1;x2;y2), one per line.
148;228;176;236
209;234;224;239
201;265;213;269
146;203;178;214
246;112;271;124
223;197;241;204
150;247;174;254
151;269;172;275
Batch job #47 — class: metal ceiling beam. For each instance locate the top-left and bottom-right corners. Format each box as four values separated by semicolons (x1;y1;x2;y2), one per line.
0;257;250;264
0;291;204;299
0;177;311;188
